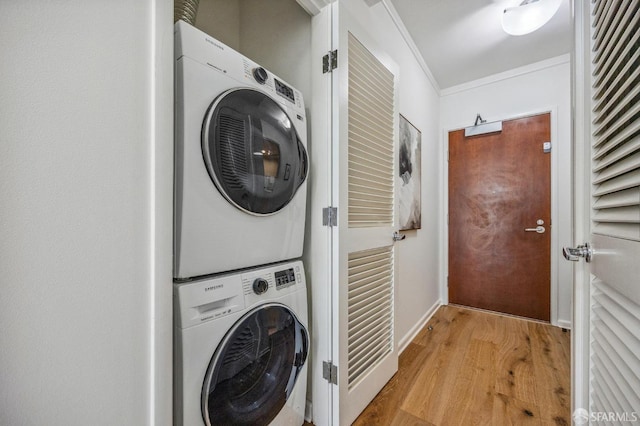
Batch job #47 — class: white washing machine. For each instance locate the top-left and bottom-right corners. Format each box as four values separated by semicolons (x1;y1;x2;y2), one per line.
174;21;309;280
174;260;309;426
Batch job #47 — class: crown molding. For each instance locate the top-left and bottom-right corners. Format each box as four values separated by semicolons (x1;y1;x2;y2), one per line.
296;0;333;16
381;0;440;94
441;54;570;96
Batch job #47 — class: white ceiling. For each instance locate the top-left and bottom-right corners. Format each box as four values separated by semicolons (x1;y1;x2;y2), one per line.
388;0;572;89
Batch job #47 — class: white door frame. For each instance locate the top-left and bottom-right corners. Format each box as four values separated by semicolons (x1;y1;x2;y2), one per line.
305;4;334;425
570;0;590;413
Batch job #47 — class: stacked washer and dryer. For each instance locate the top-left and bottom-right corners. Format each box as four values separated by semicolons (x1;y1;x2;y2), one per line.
173;21;310;426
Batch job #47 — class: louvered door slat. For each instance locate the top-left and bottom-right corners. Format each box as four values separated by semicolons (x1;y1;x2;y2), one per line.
593;168;640;196
348;32;394;228
349;122;393;152
348;264;390;284
592;2;638;78
347;246;393;390
593;346;640;410
593;340;640;408
349;326;391;366
348;154;394;176
348;171;393;189
593;207;640;223
593;47;639;107
349;47;394;97
349;144;394;169
591;0;617;53
590;280;640;416
593;187;640;209
350;103;395;139
593;149;640;179
348;289;392;317
349;79;393;115
593;116;640;154
349;304;391;336
593;70;640;132
591;0;640;242
592;0;608;34
348;340;390;386
348;281;391;309
592;99;640;141
348;124;393;154
348;191;392;205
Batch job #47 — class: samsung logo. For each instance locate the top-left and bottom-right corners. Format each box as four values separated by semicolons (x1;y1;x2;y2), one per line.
204;284;224;292
205;38;224;50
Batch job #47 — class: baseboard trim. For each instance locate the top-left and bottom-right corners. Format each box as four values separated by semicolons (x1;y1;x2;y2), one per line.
557;319;572;330
305;399;312;423
398;299;442;354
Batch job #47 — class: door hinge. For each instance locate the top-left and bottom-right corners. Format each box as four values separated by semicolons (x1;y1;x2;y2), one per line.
323;361;338;384
543;141;551;153
322;50;338;73
322;206;338;227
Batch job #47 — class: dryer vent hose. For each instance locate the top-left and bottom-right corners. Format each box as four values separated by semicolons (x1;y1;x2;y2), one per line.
175;0;200;25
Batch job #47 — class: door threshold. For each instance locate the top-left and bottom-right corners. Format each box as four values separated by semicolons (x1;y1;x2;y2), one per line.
447;303;553;326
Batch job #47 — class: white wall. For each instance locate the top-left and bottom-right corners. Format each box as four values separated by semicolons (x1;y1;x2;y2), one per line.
440;56;573;327
0;2;174;425
341;0;443;349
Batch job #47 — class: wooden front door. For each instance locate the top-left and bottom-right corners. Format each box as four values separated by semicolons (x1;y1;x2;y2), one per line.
448;113;551;321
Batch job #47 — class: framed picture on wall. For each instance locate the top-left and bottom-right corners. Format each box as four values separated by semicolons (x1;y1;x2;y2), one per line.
398;114;422;230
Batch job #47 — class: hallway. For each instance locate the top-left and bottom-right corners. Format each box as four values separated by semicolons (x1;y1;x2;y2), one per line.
353;305;571;425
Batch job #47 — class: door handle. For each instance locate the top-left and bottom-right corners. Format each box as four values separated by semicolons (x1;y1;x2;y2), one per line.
524;226;545;233
563;243;592;263
393;231;406;242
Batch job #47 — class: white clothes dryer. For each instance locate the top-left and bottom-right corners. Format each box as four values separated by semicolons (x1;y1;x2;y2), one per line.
174;21;309;280
174;260;309;426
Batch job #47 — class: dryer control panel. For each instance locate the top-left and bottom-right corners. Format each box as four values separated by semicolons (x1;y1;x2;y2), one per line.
275;268;296;289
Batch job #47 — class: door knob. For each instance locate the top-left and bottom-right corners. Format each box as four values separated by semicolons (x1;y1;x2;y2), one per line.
525;226;545;233
392;231;405;242
562;243;592;263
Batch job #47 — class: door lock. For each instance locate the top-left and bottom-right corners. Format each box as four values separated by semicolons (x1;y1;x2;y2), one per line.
562;243;592;263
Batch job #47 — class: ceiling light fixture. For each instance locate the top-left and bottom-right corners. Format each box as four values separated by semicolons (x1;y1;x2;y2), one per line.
502;0;562;36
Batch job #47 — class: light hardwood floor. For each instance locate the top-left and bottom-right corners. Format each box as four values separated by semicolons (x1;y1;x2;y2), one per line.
350;305;571;425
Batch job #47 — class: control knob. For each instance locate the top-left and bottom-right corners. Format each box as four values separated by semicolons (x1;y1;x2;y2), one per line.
253;278;269;295
253;67;268;84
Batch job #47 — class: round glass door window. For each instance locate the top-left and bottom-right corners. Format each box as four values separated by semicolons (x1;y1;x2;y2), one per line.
201;304;308;426
202;89;308;215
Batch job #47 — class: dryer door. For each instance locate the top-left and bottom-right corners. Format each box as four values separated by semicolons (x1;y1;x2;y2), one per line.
202;88;308;215
201;303;309;426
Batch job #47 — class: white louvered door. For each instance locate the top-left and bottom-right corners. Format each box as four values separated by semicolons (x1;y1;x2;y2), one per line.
330;2;399;425
572;0;640;420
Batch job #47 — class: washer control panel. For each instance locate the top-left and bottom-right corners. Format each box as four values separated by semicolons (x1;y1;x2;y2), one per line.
175;260;306;329
239;261;305;307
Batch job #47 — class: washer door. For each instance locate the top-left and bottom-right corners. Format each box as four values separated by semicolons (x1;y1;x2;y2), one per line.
202;88;308;215
201;303;309;426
